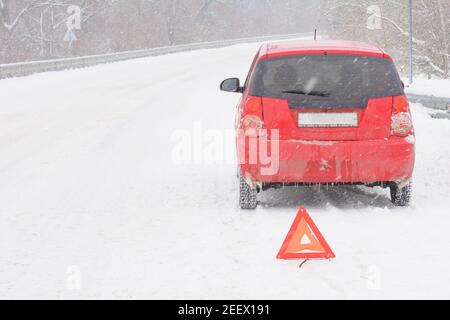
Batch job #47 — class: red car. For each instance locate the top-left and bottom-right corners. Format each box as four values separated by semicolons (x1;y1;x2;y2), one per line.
220;40;415;209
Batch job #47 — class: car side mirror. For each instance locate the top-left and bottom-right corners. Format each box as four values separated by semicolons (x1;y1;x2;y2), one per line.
220;78;243;93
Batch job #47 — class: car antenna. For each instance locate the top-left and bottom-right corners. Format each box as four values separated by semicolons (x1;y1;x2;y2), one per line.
314;29;318;41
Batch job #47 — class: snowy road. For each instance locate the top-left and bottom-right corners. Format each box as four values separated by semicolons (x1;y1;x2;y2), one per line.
0;43;449;299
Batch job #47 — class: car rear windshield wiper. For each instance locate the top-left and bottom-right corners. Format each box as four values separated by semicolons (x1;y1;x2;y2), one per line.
282;90;331;97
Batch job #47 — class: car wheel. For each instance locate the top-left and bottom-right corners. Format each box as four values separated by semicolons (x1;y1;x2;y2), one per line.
239;176;258;210
390;182;412;207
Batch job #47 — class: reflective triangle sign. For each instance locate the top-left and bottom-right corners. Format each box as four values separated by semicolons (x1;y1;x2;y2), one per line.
277;206;335;260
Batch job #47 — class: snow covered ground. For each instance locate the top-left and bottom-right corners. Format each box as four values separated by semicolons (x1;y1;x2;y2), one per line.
405;76;450;98
0;43;449;299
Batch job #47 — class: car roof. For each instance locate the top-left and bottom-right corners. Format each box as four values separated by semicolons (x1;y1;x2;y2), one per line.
261;40;389;59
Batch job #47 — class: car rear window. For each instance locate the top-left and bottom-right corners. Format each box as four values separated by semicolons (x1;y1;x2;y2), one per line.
249;54;403;106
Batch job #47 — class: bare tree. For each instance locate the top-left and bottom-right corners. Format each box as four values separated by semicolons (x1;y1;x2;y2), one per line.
1;0;321;64
321;0;450;78
0;0;39;33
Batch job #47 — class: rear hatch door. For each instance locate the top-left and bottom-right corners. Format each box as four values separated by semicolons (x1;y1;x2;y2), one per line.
250;54;403;141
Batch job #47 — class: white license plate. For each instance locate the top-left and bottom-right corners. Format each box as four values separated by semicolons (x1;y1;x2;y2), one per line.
298;112;358;128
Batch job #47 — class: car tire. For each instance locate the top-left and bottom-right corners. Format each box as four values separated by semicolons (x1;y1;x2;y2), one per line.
390;182;412;207
239;176;258;210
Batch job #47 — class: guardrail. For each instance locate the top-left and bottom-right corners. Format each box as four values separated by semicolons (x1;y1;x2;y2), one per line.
406;93;450;111
0;32;312;79
2;32;449;113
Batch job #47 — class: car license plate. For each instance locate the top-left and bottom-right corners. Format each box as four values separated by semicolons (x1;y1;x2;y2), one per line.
298;112;358;128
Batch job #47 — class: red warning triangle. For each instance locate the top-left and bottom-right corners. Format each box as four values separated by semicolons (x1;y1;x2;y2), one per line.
277;206;335;260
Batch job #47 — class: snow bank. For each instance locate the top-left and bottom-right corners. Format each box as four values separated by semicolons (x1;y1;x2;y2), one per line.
404;76;450;99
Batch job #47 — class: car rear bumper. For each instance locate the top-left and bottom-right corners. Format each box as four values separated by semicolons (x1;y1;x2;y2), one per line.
239;137;415;184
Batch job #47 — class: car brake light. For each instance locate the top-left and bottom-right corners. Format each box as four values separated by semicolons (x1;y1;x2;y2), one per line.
242;115;264;137
244;96;263;115
241;96;265;137
393;95;409;113
391;112;413;137
391;95;413;137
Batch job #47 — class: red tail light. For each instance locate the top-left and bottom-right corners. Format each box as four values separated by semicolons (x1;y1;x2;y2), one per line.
242;115;264;137
241;96;265;137
393;95;409;113
243;96;263;115
391;95;413;137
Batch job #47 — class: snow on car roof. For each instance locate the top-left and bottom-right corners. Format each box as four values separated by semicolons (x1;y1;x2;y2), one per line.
264;40;387;58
